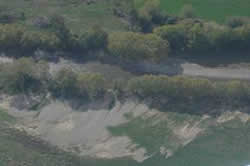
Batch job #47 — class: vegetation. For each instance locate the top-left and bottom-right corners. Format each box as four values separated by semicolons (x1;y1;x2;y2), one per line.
156;119;250;166
1;0;250;165
158;0;250;22
0;0;128;32
109;112;200;154
0;1;249;58
108;32;169;62
0;58;49;94
109;112;250;166
51;68;107;100
226;16;250;28
0;24;60;53
0;58;107;101
132;0;169;32
1;58;250;114
0;0;249;57
127;75;250;114
179;4;196;19
154;21;250;53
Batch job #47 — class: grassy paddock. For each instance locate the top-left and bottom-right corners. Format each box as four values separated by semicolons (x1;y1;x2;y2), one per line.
159;0;250;22
0;0;128;33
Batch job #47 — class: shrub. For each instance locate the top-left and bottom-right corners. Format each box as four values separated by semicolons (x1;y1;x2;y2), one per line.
154;20;250;53
20;31;60;52
136;0;161;32
0;24;62;53
154;22;210;52
154;24;188;51
226;16;250;28
80;26;108;51
179;4;196;19
0;24;24;50
49;14;74;50
52;68;78;97
186;23;211;51
0;58;49;94
77;73;106;99
108;32;170;62
232;25;250;49
52;68;107;100
127;75;250;113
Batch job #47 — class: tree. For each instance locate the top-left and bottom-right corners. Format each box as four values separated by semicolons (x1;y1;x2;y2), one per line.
136;0;166;32
49;14;73;50
82;25;108;51
108;32;170;62
186;23;211;51
20;31;60;52
0;58;49;94
154;24;188;51
53;68;78;97
0;24;24;50
77;73;106;99
226;16;250;28
179;4;196;19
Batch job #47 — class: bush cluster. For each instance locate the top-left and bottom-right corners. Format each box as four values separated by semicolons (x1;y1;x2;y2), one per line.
108;31;170;62
51;68;107;100
0;23;108;55
0;58;49;94
154;20;250;53
0;24;61;53
0;58;107;100
1;58;250;113
113;0;250;54
127;75;250;113
0;13;249;61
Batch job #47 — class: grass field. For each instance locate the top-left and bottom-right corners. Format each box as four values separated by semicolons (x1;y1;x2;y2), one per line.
1;0;250;33
159;0;250;22
109;112;250;166
0;0;128;33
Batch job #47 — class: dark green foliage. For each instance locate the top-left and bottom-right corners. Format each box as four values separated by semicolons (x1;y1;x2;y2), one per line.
0;58;49;94
0;6;25;24
77;72;106;99
154;20;250;53
52;68;107;100
154;24;188;51
0;24;61;53
108;31;170;62
127;75;250;114
1;58;250;115
226;16;250;28
179;4;196;19
80;26;108;51
20;31;60;52
113;0;168;32
154;21;210;52
0;24;24;50
52;68;78;97
0;23;108;54
132;0;169;32
48;14;75;51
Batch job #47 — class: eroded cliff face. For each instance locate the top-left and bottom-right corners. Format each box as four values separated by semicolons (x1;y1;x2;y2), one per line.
1;95;249;163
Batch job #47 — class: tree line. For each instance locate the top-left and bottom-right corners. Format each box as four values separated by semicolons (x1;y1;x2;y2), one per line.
0;21;250;64
126;75;250;114
0;58;107;101
1;58;250;114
